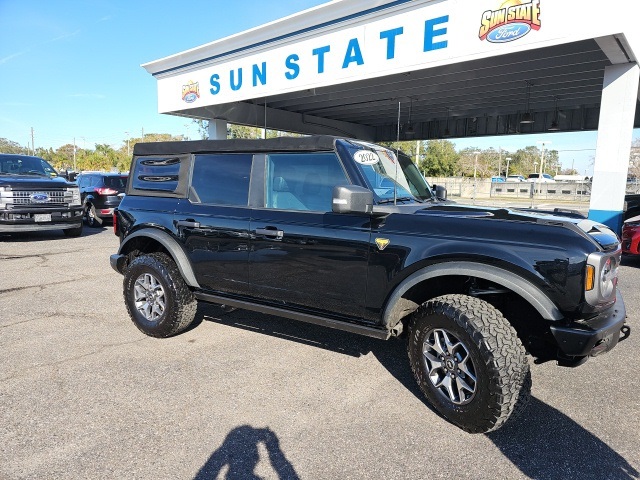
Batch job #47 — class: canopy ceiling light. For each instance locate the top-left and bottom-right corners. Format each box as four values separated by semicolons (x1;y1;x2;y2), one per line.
444;107;451;137
405;97;415;136
548;96;560;131
520;81;534;124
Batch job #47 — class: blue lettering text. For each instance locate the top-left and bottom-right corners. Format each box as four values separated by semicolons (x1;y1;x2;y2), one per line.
252;62;267;87
379;27;404;59
210;74;220;95
285;54;300;80
424;15;449;52
312;45;331;74
342;38;364;69
230;68;243;91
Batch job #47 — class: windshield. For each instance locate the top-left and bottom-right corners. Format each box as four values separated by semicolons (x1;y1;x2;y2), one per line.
0;155;58;177
345;142;434;203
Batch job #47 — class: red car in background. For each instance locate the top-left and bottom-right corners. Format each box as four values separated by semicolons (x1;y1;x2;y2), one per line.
622;215;640;255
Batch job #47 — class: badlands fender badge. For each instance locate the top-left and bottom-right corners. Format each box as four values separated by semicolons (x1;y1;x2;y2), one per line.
375;238;390;251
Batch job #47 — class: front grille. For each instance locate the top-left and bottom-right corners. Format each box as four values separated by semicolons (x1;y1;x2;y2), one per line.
4;190;69;208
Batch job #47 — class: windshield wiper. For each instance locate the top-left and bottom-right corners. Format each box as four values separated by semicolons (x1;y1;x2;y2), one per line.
377;196;416;204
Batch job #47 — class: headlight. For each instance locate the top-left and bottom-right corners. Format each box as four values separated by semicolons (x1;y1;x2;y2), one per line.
600;257;617;298
585;250;619;307
66;187;81;206
0;186;9;210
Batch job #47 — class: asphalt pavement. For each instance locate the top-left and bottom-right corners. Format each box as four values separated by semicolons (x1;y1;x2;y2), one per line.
0;222;638;480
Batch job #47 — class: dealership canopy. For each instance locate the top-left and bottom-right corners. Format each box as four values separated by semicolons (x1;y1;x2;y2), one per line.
142;0;640;231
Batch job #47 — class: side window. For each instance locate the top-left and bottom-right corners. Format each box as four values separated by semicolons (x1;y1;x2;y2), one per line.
131;157;181;192
190;154;253;206
265;152;349;212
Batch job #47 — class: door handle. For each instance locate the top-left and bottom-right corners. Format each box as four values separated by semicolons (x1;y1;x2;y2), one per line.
176;220;201;228
255;227;284;240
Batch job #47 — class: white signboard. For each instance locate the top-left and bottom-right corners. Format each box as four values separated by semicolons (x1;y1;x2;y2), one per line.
155;0;628;114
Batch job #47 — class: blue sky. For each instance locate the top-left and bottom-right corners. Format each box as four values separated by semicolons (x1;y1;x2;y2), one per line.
0;0;637;176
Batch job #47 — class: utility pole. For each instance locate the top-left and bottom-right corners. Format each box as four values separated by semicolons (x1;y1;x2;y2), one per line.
141;127;144;142
125;131;130;155
30;127;35;155
73;137;77;172
532;140;551;208
473;151;480;205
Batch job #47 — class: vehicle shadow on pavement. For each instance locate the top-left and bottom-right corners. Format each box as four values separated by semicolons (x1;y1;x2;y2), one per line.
194;425;300;480
0;226;103;242
486;397;639;480
621;255;640;268
203;305;638;479
200;304;436;406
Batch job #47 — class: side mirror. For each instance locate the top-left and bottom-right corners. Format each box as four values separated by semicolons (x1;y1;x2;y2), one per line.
332;185;373;215
434;184;447;201
68;172;78;182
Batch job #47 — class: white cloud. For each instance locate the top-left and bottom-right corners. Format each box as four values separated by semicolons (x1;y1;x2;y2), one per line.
0;51;27;65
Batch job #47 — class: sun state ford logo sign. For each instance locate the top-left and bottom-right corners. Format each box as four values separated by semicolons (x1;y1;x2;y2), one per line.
30;192;50;203
181;81;200;103
479;0;541;43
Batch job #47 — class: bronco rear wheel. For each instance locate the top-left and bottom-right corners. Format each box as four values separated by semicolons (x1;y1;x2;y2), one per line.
123;252;197;338
408;294;530;433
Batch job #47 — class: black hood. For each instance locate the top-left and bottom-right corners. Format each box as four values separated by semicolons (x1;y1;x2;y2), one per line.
0;174;75;189
375;202;620;252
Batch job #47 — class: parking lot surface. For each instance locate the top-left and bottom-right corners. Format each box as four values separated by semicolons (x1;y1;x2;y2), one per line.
1;226;639;479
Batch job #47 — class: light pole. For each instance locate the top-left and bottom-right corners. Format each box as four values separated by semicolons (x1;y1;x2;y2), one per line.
473;151;480;204
505;157;512;178
531;141;551;207
536;140;551;191
125;131;130;156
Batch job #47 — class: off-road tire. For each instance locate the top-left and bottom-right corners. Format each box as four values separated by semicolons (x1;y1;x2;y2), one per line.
123;252;197;338
85;204;101;228
408;294;530;433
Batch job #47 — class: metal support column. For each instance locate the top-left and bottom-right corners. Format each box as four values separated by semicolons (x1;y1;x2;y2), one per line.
588;62;639;232
207;119;228;140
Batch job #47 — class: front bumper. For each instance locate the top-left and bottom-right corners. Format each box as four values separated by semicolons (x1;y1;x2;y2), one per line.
110;253;127;275
550;291;628;358
0;207;83;232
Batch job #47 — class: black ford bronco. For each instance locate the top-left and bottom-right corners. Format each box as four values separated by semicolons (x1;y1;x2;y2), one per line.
0;154;83;236
110;136;629;433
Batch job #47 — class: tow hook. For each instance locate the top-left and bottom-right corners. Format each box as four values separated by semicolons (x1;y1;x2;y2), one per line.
619;325;631;343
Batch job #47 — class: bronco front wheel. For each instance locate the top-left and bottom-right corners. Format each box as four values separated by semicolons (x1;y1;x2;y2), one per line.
408;294;530;433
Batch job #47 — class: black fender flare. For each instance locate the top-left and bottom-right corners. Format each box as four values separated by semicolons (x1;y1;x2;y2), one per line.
118;228;200;288
382;261;563;329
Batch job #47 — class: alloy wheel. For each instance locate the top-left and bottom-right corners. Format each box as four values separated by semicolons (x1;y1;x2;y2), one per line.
133;273;166;321
422;328;477;405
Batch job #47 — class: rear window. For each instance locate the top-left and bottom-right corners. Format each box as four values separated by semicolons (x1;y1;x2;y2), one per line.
190;154;253;206
103;176;128;190
131;157;181;192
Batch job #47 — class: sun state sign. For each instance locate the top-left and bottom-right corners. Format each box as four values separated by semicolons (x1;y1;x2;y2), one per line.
479;0;541;43
155;1;546;114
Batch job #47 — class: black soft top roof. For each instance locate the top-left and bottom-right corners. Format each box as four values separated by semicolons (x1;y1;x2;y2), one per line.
133;135;344;156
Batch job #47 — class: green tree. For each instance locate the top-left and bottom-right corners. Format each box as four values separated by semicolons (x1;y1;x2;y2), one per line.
420;140;458;176
506;145;559;176
456;148;497;178
0;137;29;154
